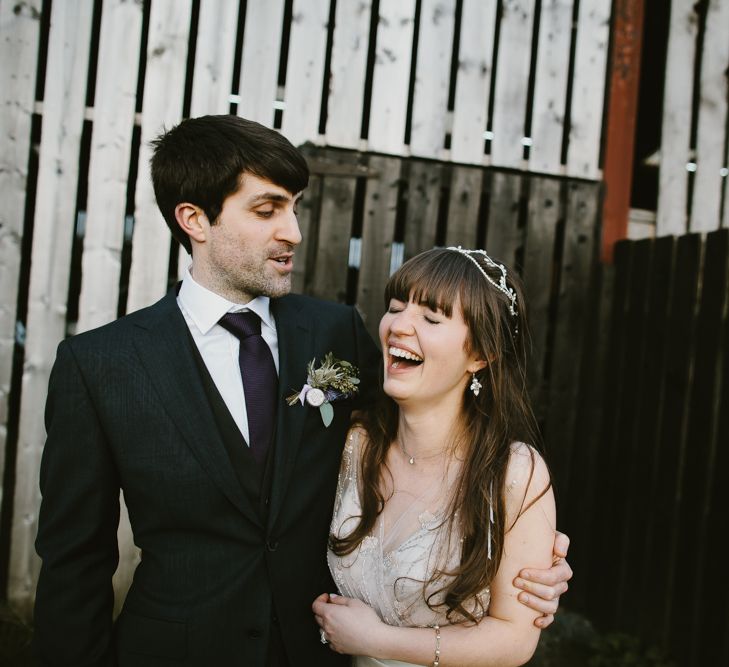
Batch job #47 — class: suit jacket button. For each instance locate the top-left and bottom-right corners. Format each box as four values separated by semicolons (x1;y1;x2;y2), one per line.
266;539;279;552
248;628;263;639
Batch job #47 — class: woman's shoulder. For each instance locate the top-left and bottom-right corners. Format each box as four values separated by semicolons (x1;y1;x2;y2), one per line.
504;443;551;513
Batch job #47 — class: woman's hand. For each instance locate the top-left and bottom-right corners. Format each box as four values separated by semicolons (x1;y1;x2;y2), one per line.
312;593;389;656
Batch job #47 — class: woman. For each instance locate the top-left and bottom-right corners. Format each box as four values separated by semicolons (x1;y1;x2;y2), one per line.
314;247;556;666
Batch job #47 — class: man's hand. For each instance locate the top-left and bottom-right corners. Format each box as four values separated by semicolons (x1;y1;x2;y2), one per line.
513;531;572;628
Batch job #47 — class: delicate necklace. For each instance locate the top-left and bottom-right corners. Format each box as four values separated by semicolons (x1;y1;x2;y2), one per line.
398;440;446;465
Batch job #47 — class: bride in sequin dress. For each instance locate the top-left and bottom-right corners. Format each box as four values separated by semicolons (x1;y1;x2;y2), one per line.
313;248;557;667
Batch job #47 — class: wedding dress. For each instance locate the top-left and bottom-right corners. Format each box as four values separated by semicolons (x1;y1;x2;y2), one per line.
327;429;491;667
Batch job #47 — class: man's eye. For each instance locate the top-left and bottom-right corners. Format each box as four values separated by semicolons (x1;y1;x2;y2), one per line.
256;209;274;218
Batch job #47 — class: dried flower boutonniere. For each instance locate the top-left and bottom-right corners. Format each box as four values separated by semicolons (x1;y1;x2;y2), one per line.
286;352;360;427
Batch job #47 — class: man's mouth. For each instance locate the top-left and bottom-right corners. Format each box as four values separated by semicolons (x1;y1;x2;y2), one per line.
388;345;424;369
269;253;294;269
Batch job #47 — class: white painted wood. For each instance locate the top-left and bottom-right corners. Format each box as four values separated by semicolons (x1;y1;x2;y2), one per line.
566;0;611;179
190;0;239;116
6;0;92;619
238;0;286;125
326;0;373;148
127;0;192;314
450;0;497;164
529;0;573;174
656;0;697;236
281;0;331;147
490;0;536;169
0;0;41;535
77;0;144;332
367;0;417;154
690;0;729;232
409;0;456;159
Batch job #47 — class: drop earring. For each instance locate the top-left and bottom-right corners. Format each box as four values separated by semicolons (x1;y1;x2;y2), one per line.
470;373;482;396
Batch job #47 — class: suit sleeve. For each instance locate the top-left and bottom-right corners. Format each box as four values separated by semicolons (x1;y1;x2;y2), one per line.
351;306;381;409
34;340;120;666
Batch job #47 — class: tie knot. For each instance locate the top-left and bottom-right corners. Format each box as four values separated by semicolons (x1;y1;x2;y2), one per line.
219;311;262;339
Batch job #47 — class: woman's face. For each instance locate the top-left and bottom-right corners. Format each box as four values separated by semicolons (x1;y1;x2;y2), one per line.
379;296;485;408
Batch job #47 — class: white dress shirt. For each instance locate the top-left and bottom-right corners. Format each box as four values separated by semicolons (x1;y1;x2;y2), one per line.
177;269;279;445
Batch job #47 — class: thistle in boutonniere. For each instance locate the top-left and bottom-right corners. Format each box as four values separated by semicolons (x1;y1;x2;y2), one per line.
286;352;360;427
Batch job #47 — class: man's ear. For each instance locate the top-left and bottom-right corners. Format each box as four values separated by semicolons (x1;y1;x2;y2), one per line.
175;203;207;245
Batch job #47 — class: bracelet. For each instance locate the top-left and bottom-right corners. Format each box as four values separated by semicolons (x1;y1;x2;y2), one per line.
432;624;441;667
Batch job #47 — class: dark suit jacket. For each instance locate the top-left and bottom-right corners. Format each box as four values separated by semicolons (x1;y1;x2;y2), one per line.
33;289;380;666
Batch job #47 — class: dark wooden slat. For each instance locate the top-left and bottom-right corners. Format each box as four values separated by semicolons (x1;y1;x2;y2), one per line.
402;160;443;259
523;177;561;421
444;165;482;248
696;229;729;666
356;155;402;340
293;173;322;295
485;170;522;267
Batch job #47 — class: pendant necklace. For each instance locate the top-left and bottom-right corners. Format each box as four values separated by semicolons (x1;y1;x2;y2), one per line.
398;440;446;466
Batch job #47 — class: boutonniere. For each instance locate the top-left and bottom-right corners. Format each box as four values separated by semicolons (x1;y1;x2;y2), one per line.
286;352;360;427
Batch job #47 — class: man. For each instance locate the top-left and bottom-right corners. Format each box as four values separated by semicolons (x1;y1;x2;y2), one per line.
34;115;570;666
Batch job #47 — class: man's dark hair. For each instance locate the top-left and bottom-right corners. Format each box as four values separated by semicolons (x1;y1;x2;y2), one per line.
150;115;309;253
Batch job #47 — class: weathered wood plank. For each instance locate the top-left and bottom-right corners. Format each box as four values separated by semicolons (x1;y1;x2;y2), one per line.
403;160;443;259
76;0;144;332
529;0;573;173
450;0;496;164
485;171;523;268
566;0;611;179
444;166;482;248
282;0;330;147
190;0;239;116
367;0;416;154
238;0;286;125
326;0;372;148
292;166;321;295
409;0;456;159
0;0;42;520
490;0;535;169
7;0;94;619
690;0;729;232
127;0;192;314
356;156;401;339
656;0;697;236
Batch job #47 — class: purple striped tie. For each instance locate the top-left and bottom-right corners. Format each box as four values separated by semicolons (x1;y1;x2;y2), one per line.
219;311;277;465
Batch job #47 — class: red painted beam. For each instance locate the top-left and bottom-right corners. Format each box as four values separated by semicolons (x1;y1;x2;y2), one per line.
601;0;645;263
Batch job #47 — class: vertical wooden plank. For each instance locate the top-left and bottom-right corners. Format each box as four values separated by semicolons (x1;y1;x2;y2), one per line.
529;0;574;174
127;0;192;314
367;0;416;154
356;156;401;339
403;160;443;259
698;231;729;667
565;0;611;179
444;166;482;248
601;0;644;263
450;0;497;164
0;0;42;512
76;0;143;332
409;0;456;159
671;229;727;665
690;0;729;232
656;0;697;236
292;170;321;295
543;181;599;497
523;177;561;419
485;171;523;268
238;0;286;125
281;0;330;147
326;0;372;148
7;0;94;619
190;0;239;116
490;0;535;169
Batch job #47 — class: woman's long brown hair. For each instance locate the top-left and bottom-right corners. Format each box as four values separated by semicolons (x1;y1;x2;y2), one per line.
330;248;550;624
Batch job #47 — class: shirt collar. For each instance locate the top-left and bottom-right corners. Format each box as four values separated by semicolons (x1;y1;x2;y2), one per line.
178;269;275;335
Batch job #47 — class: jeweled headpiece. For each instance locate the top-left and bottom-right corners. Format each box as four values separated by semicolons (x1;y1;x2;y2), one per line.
446;246;518;317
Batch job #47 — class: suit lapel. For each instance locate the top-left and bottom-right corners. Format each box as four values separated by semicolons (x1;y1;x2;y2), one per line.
268;296;314;530
132;289;262;527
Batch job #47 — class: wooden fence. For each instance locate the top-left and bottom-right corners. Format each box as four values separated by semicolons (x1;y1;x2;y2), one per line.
563;229;729;666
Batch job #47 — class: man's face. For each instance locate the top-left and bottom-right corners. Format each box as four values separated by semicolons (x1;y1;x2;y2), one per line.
195;173;303;303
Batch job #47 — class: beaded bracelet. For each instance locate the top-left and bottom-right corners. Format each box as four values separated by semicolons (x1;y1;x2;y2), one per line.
432;624;441;667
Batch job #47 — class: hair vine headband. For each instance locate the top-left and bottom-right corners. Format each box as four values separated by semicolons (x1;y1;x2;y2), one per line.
446;246;518;317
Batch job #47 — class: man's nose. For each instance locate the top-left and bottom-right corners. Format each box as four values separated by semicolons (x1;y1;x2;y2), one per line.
277;206;302;246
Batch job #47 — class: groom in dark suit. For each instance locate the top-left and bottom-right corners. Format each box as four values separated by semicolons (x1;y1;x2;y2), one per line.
34;115;570;666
